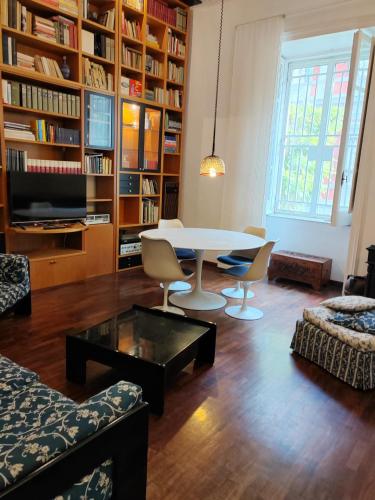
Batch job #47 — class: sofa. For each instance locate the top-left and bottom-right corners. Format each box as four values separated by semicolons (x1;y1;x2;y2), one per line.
0;254;31;316
0;355;148;499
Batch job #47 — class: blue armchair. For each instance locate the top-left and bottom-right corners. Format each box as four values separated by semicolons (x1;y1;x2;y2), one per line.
0;254;31;315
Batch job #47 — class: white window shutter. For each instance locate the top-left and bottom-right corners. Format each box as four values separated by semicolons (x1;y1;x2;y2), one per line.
331;31;373;226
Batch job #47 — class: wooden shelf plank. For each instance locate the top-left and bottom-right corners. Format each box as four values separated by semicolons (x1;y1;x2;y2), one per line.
87;198;113;202
8;223;87;235
83;85;115;96
166;79;184;87
168;53;185;63
82;52;115;66
27;248;86;262
3;103;80;120
0;64;81;90
1;26;79;55
122;3;145;15
4;138;80;148
82;18;116;35
122;35;143;47
16;0;78;19
86;173;114;177
145;44;165;56
121;64;143;75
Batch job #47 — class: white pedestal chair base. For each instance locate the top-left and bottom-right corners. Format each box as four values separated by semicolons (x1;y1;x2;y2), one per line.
160;281;192;292
225;305;264;320
221;285;255;299
153;305;186;316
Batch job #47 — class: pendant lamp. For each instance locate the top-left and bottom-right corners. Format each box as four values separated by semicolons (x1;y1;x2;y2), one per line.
200;0;225;177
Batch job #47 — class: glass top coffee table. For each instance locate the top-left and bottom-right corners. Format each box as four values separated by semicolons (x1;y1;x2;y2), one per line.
66;305;216;415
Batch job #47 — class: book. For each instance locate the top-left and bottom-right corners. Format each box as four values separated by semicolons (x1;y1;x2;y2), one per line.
145;54;163;77
168;61;184;84
82;29;95;54
168;28;186;58
122;15;141;40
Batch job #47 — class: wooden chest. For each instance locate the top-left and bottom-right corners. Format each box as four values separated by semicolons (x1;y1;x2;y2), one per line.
268;250;332;290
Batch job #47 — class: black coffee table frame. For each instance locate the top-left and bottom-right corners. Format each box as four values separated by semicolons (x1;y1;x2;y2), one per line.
66;305;216;415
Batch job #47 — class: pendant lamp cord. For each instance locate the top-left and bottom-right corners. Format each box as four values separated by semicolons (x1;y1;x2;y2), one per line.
212;0;224;156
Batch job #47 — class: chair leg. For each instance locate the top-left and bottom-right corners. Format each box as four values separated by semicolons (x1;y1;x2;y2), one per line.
221;280;255;299
14;291;32;316
163;283;169;310
224;282;264;320
240;283;250;312
152;282;186;316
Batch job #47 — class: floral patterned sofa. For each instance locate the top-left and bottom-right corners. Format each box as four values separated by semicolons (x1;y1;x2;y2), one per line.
0;355;148;499
0;254;31;316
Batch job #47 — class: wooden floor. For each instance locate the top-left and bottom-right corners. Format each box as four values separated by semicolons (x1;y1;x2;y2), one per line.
1;267;375;500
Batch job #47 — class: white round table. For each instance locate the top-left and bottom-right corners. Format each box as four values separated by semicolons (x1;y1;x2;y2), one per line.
140;228;266;311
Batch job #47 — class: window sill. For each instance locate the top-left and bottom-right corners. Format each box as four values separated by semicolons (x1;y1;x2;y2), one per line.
266;212;331;225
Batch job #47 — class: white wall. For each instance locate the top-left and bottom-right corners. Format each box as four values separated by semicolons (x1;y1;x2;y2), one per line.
180;0;375;281
266;216;350;281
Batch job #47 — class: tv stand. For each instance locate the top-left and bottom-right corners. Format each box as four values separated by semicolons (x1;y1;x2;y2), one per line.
9;222;87;235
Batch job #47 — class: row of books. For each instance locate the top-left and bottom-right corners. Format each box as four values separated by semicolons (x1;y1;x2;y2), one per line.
168;62;184;84
167;29;185;58
142;178;158;195
2;80;81;117
6;148;81;173
145;55;163;77
165;113;182;131
122;15;141;40
121;76;142;97
145;86;163;104
143;158;158;170
82;30;115;61
83;3;115;30
33;14;77;49
4;120;79;145
166;89;183;108
147;0;187;32
83;57;113;91
142;198;159;224
32;121;80;145
83;154;112;175
164;134;179;153
1;0;32;32
124;0;143;12
122;46;142;70
2;35;65;79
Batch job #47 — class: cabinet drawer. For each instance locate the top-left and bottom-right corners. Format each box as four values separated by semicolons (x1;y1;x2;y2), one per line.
30;253;87;290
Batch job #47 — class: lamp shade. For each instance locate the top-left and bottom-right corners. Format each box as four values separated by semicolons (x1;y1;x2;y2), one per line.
200;155;225;177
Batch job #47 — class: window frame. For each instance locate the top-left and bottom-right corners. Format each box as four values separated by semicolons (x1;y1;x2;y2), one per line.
268;52;352;223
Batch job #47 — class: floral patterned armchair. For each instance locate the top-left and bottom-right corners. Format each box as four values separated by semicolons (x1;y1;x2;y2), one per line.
0;355;148;499
0;254;31;316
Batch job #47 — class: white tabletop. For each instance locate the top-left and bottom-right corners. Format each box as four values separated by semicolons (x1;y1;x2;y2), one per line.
140;228;265;251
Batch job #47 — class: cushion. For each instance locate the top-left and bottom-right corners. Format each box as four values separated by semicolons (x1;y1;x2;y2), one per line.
224;264;250;278
0;282;29;314
321;295;375;312
0;381;142;491
218;255;253;266
176;248;196;260
330;311;375;335
0;355;39;398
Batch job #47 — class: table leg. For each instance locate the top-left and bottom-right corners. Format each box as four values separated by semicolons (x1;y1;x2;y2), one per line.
169;249;227;311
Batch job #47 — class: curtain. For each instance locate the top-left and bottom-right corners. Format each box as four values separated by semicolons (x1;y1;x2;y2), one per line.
220;16;284;231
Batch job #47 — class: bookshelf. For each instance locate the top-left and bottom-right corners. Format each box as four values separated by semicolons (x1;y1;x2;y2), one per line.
0;0;196;287
117;0;190;271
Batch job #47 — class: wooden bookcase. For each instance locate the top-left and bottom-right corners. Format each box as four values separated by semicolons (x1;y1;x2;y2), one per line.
117;0;189;271
0;0;195;288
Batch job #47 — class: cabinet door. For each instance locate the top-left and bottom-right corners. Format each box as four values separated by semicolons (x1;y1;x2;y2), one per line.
142;105;162;171
85;224;114;278
85;91;114;150
121;100;141;171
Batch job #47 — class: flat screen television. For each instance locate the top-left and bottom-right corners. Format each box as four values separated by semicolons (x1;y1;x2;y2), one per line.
8;172;87;223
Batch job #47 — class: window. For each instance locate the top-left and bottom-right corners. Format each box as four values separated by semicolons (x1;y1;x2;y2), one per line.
273;57;350;220
269;31;372;223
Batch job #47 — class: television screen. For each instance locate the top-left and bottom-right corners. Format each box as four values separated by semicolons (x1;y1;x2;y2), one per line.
8;172;87;223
